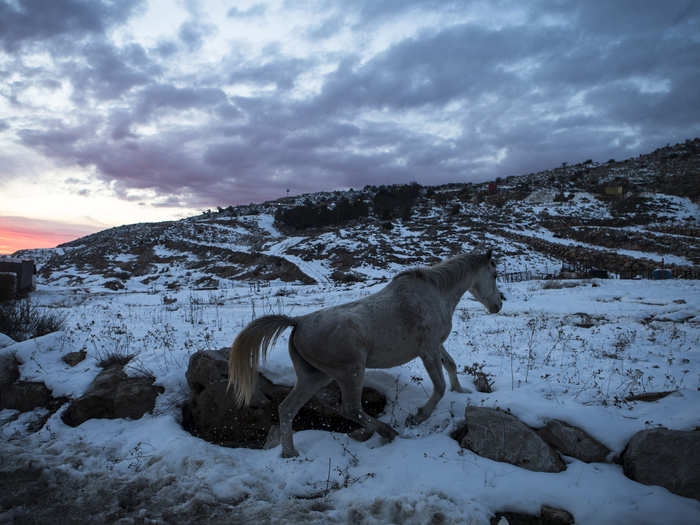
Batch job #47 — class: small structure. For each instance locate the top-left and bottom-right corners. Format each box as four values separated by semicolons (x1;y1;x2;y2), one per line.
0;258;36;300
651;268;673;280
604;185;624;196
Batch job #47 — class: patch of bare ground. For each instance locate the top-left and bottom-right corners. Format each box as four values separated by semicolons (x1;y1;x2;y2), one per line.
0;454;336;525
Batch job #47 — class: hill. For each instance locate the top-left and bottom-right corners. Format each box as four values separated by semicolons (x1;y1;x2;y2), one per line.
23;138;699;290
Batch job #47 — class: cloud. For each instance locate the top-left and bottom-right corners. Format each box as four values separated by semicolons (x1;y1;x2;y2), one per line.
2;0;699;213
178;20;215;51
227;4;266;18
0;0;143;52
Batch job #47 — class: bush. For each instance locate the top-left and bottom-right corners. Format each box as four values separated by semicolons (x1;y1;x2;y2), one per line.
275;198;369;229
372;183;421;220
0;298;66;341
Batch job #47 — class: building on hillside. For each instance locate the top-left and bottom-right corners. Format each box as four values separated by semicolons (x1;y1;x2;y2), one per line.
604;185;624;196
0;258;36;300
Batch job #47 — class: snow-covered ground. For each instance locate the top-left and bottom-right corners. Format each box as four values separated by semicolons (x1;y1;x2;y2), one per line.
2;276;699;524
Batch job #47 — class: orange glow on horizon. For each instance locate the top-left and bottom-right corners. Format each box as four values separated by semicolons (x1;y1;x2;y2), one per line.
0;229;71;254
0;217;102;255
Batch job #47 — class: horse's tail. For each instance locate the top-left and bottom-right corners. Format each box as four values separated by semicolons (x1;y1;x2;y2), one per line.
227;314;297;406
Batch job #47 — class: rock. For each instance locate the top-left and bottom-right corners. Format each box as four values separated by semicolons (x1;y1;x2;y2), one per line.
62;350;87;367
0;381;52;412
491;505;574;525
537;419;610;463
455;406;565;473
182;348;387;448
622;428;700;500
540;505;575;524
62;365;164;427
0;353;20;387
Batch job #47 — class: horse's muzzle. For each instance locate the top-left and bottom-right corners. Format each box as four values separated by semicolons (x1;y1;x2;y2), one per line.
488;292;505;314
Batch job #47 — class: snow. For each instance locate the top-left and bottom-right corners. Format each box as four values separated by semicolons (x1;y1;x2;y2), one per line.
2;274;699;524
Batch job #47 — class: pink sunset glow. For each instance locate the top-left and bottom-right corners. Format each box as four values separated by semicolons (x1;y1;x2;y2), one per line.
0;217;101;255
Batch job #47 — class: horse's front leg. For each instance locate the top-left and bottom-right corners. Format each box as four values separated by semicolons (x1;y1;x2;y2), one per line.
406;351;445;426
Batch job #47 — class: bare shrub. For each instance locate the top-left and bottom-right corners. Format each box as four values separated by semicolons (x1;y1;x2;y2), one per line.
0;298;66;341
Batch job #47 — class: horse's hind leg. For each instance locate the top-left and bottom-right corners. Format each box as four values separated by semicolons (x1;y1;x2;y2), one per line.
334;366;398;442
440;345;471;393
407;350;446;426
277;344;331;458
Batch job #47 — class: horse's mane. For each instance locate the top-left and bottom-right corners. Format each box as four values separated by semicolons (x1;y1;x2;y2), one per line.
394;252;488;291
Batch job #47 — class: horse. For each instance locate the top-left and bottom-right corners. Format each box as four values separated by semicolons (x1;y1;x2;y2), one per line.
228;250;504;457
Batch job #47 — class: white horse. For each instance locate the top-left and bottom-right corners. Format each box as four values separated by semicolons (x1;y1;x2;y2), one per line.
228;250;504;457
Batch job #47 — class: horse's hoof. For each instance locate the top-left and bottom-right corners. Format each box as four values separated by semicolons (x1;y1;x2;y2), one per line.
349;428;374;442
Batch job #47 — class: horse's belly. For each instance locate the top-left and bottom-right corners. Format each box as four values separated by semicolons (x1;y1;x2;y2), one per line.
365;339;417;368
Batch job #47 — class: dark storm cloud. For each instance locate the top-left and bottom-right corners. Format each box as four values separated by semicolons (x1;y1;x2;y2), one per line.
4;0;700;210
66;41;159;101
316;23;562;112
0;0;143;52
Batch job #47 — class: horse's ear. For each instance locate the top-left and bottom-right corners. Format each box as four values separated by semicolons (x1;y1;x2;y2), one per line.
486;249;493;260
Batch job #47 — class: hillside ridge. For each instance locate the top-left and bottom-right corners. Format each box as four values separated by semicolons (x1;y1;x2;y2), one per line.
19;138;700;288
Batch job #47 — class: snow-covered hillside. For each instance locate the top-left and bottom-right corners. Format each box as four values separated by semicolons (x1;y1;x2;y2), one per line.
2;139;699;523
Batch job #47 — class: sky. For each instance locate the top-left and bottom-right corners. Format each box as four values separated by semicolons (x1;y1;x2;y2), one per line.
1;0;699;253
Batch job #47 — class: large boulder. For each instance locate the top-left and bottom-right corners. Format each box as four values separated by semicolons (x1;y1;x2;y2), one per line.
537;419;610;463
454;406;565;473
622;428;700;500
62;365;164;427
182;348;387;448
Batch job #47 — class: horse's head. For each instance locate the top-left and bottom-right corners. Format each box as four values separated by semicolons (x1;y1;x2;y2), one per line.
469;250;504;314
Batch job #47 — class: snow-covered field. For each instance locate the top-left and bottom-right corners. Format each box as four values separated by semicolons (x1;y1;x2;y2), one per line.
2;275;699;524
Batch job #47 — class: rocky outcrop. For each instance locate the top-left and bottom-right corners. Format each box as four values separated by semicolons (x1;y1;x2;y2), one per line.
182;348;387;448
1;381;53;412
61;365;163;427
453;406;566;473
622;428;700;501
537;419;610;463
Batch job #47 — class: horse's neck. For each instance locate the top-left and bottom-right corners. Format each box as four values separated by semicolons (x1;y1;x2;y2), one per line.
444;272;475;313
